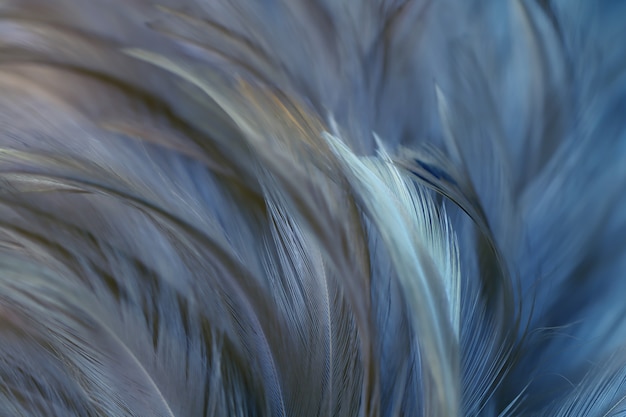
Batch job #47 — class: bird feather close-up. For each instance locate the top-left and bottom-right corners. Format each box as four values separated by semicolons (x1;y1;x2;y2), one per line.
0;0;625;416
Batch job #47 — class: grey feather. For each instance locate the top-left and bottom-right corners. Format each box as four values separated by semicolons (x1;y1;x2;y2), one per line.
0;0;625;416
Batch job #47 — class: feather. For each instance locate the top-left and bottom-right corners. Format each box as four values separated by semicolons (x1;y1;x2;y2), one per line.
0;0;626;416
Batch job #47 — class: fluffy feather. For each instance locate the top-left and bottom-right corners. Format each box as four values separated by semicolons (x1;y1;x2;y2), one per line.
0;0;624;416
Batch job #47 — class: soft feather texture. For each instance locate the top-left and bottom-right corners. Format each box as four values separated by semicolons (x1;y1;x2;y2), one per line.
0;0;624;416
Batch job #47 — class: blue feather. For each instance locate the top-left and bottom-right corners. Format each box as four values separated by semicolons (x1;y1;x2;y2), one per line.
0;0;624;416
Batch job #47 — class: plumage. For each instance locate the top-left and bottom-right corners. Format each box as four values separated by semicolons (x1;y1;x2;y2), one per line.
0;0;624;416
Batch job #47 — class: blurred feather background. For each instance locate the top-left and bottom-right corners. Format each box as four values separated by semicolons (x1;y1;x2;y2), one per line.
0;0;624;416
